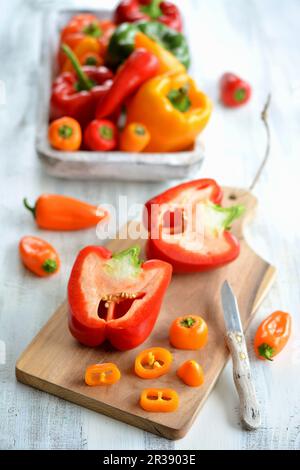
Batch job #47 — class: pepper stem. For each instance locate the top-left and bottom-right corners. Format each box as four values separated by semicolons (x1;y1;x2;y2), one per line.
258;343;274;361
42;259;58;274
61;43;94;91
140;0;162;19
23;198;36;218
167;85;191;113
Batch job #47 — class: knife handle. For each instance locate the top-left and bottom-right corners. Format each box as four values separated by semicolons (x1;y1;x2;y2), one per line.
226;331;261;431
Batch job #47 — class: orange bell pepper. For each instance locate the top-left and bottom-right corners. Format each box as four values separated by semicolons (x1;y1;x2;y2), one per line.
169;315;208;350
62;36;101;73
19;236;60;277
134;31;185;75
58;17;115;70
23;194;108;231
135;347;172;379
126;72;212;152
85;363;121;386
80;51;103;67
120;123;150;152
48;117;82;151
254;311;292;361
177;360;204;387
140;388;179;412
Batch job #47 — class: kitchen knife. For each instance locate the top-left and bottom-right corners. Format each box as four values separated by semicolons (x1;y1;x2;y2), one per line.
221;280;261;430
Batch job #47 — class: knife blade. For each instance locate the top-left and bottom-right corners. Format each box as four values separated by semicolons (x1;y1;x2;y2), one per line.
221;280;243;333
221;280;261;430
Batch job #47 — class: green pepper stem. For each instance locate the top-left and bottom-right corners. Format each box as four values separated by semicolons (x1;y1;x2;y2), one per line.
42;259;58;274
167;86;191;113
140;0;162;19
23;198;36;218
61;43;93;91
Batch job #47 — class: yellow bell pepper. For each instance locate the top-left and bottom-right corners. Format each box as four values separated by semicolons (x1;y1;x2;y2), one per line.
126;72;212;153
135;32;185;75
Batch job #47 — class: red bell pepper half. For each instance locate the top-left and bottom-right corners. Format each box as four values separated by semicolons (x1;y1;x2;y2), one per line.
68;245;172;350
114;0;182;32
50;44;113;126
144;179;244;273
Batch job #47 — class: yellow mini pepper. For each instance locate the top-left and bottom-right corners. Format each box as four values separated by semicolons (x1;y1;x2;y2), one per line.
126;72;212;153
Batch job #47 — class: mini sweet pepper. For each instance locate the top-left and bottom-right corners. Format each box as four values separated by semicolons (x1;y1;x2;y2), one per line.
126;73;212;152
68;246;172;350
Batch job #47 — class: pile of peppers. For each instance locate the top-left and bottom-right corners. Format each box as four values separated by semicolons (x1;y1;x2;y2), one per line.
48;2;213;153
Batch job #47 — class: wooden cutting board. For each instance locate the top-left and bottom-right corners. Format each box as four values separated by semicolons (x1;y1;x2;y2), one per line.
16;187;276;440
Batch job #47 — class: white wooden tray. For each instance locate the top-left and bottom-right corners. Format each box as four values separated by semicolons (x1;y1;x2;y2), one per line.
36;8;205;182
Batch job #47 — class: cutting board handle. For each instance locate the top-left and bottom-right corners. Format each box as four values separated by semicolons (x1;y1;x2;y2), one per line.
226;331;261;431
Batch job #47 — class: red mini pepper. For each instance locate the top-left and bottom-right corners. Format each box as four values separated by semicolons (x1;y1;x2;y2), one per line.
144;179;244;273
84;119;118;151
50;44;113;126
219;72;251;107
68;245;172;350
114;0;182;32
96;48;159;119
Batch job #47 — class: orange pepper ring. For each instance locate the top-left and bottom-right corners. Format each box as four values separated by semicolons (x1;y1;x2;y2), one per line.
85;362;121;386
135;347;173;379
140;388;179;412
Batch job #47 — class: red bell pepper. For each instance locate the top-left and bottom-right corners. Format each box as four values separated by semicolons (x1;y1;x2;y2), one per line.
96;48;159;119
61;14;103;43
219;73;251;108
68;245;172;350
144;179;244;273
84;119;118;151
50;44;113;126
114;0;182;32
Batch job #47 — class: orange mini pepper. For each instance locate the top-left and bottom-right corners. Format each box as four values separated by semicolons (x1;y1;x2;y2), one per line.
254;311;292;361
169;315;208;350
135;347;172;379
177;360;204;387
126;72;212;153
48;117;82;151
140;388;179;412
23;194;108;231
19;236;60;277
85;363;121;386
120;123;150;152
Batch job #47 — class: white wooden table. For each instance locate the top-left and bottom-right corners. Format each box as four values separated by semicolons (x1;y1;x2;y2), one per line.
0;0;299;450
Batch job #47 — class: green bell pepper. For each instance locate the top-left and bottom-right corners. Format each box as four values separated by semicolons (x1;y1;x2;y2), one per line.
106;21;190;70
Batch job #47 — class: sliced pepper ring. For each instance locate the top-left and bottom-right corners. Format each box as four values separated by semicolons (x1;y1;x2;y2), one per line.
140;388;179;412
85;362;121;386
135;347;173;379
